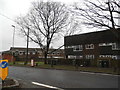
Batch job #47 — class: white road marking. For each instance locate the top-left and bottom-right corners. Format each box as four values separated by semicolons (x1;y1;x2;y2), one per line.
80;71;120;76
32;82;64;90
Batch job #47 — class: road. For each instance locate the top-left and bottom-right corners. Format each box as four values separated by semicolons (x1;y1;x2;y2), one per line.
8;66;119;89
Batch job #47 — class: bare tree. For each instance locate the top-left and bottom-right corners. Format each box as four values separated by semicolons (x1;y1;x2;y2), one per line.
16;1;79;64
74;0;120;30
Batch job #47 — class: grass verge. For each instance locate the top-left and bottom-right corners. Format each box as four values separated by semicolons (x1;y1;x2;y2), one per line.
9;61;120;75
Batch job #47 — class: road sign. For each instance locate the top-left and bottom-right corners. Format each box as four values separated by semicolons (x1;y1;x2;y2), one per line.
0;60;8;80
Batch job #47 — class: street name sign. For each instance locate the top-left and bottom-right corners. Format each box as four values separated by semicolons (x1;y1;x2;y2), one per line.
0;60;8;80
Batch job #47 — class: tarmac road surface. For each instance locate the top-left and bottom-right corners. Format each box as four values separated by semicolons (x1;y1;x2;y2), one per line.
8;66;119;89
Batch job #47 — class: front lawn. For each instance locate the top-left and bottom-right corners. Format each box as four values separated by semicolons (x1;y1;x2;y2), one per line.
9;61;120;75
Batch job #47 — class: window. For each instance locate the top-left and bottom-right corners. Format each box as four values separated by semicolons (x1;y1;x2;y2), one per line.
76;55;83;59
68;55;76;59
99;43;120;50
28;52;30;55
112;43;117;50
99;43;113;46
85;44;94;49
86;55;94;59
106;55;112;58
99;43;106;46
112;55;117;60
19;51;23;55
65;46;75;49
99;55;112;58
32;52;35;55
112;43;120;50
23;52;25;55
99;55;117;60
25;52;30;55
68;46;73;48
73;45;83;51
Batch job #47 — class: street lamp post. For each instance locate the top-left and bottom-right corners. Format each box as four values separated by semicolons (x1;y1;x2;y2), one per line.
12;25;15;64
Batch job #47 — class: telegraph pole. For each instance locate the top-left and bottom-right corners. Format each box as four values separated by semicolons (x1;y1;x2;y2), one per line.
24;27;29;65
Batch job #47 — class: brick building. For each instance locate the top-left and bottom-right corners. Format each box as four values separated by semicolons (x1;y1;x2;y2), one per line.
64;28;120;67
3;47;65;62
2;51;16;62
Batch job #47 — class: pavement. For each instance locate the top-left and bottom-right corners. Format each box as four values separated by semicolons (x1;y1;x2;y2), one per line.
8;66;120;89
16;78;44;88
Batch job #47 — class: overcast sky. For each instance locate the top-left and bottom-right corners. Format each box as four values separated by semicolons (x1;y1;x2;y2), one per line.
0;0;97;52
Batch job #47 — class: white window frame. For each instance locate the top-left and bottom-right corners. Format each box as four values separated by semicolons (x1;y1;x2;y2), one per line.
19;51;23;55
112;43;120;50
28;52;30;55
73;45;83;51
112;43;117;50
86;55;94;59
68;55;76;59
112;55;117;60
85;44;94;49
99;43;113;46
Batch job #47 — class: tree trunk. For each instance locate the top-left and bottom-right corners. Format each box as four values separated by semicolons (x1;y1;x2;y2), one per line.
44;42;50;64
44;51;47;64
